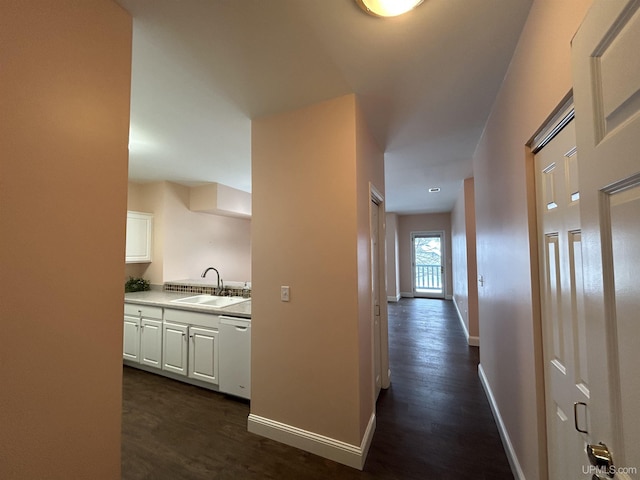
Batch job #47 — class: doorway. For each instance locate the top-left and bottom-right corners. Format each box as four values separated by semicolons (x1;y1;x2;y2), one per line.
370;185;390;397
411;231;444;298
371;196;382;399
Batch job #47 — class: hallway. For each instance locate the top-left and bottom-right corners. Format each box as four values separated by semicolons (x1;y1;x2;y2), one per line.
369;298;513;478
122;298;513;479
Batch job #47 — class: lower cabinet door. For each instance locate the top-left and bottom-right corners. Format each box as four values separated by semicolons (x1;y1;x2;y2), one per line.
123;315;140;362
188;326;218;385
162;322;188;375
140;318;162;368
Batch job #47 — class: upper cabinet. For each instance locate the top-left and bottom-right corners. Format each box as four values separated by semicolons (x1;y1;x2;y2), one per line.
126;211;153;263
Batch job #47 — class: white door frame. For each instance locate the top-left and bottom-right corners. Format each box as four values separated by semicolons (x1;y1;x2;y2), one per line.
370;184;390;391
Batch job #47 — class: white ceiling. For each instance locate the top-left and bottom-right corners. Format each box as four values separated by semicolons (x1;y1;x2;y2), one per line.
118;0;532;214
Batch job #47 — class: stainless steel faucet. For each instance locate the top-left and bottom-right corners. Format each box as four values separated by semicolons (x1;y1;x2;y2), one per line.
201;267;223;295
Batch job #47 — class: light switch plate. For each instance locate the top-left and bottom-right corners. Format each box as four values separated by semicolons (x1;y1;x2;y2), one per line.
281;286;290;302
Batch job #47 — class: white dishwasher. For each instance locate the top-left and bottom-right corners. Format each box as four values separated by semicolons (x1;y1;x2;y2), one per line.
219;316;251;399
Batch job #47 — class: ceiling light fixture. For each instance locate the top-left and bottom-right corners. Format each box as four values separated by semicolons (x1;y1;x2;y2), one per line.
355;0;424;18
428;187;441;193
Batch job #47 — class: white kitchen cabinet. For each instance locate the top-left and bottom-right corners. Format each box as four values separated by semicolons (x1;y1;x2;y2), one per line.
124;304;239;393
124;303;163;367
163;321;189;376
123;315;140;362
140;318;163;368
162;321;219;386
188;326;219;385
125;211;153;263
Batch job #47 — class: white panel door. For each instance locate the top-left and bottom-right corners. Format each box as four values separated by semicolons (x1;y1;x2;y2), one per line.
188;326;218;385
125;211;153;263
140;318;162;368
123;315;140;362
163;322;188;376
535;120;590;479
371;198;381;398
572;1;640;478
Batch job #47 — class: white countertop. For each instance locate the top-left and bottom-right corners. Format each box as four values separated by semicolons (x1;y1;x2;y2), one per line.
124;290;251;319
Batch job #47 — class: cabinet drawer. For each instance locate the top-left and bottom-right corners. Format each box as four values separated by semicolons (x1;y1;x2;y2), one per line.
124;303;163;319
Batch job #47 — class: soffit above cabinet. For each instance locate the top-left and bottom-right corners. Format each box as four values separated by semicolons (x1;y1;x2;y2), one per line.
189;183;251;218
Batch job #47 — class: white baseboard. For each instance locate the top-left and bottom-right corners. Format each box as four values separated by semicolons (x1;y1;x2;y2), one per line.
247;413;376;470
445;294;453;300
387;294;401;302
400;292;414;298
478;364;526;480
452;297;479;346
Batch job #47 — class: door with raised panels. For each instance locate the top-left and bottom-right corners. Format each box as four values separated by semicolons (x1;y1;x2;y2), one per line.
123;315;140;362
572;1;640;478
371;198;382;398
535;118;590;479
140;318;162;368
163;322;188;375
188;326;219;385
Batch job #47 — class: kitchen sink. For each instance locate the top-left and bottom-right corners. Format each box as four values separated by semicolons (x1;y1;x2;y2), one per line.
170;295;249;308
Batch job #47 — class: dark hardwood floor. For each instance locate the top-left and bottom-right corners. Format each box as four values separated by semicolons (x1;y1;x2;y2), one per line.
122;298;513;479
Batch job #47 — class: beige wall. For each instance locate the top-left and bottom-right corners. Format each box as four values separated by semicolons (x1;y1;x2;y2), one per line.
163;182;251;282
385;213;400;301
126;181;251;285
0;1;131;478
251;94;381;452
473;0;593;478
451;178;478;340
397;213;453;297
126;182;164;282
